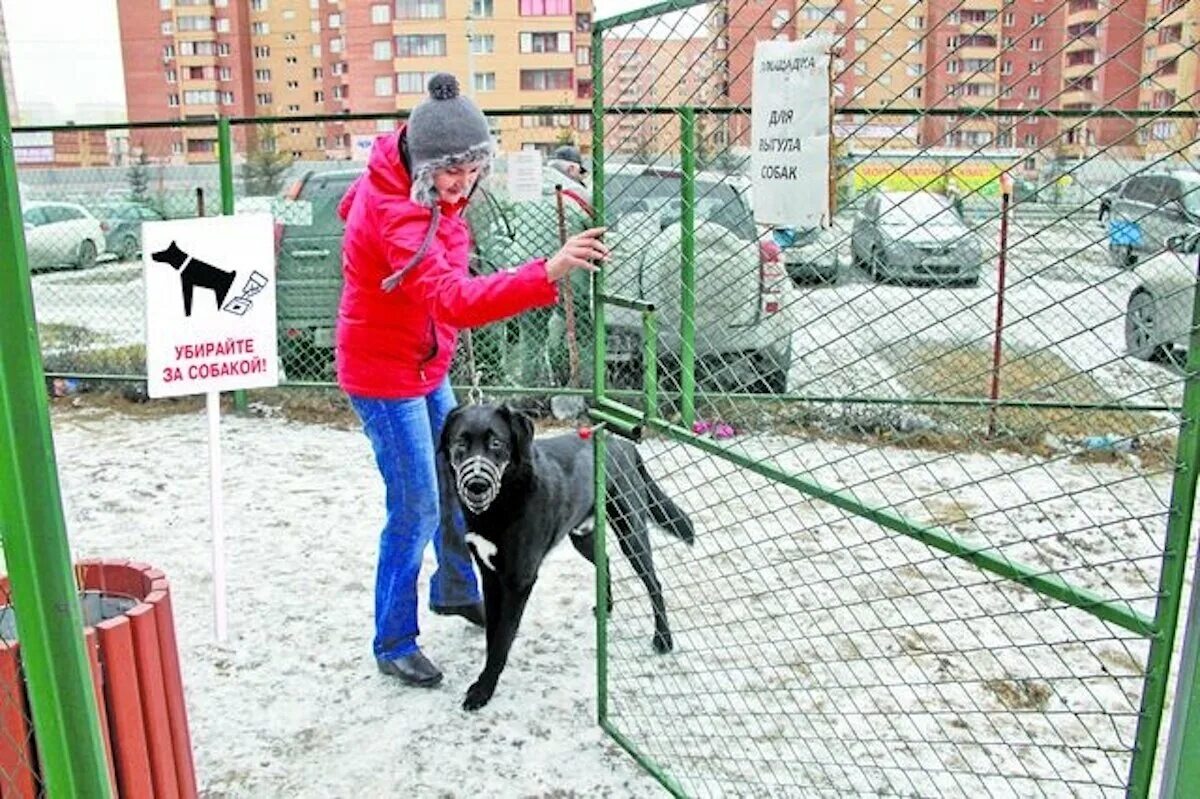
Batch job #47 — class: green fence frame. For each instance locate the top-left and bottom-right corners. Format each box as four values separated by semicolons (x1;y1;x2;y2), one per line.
587;2;1200;797
0;70;113;797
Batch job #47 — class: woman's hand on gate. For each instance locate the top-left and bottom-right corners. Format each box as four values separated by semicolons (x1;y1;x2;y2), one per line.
546;227;608;282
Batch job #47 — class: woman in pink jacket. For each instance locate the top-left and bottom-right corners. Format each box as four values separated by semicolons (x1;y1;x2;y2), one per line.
337;73;606;687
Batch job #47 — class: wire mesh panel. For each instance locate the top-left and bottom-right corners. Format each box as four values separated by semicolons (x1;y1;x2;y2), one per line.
591;0;1200;795
20;123;219;386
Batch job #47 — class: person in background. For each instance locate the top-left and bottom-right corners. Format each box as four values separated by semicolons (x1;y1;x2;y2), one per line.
549;144;589;186
335;73;607;688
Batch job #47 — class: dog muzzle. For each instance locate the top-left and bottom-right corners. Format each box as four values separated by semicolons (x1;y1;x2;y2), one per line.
454;455;507;514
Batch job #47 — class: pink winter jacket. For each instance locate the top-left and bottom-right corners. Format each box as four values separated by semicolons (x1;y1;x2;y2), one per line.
335;129;559;398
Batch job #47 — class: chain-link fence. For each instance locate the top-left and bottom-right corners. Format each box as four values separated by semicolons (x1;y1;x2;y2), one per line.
588;0;1199;796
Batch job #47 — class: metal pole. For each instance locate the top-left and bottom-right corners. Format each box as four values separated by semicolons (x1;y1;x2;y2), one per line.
217;117;246;412
987;174;1013;438
555;185;581;388
0;65;113;798
1141;248;1200;798
679;106;697;428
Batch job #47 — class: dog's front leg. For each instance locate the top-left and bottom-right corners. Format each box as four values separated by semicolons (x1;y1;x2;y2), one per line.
463;569;534;711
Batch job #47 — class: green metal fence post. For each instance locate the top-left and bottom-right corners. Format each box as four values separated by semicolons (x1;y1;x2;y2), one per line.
217;116;247;412
1128;255;1200;798
1142;255;1200;796
0;67;113;799
679;106;697;428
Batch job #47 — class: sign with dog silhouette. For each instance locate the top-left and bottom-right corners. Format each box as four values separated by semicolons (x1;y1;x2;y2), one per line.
143;214;279;398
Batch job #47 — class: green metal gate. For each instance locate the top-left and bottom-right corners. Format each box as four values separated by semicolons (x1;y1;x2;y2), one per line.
586;1;1200;796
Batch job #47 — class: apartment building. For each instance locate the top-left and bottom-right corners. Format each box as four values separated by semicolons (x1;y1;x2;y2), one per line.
118;0;592;164
602;37;724;158
342;0;593;154
693;0;1196;162
1138;0;1198;159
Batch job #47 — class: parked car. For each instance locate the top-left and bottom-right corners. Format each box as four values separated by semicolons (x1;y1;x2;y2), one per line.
591;163;792;393
1124;231;1199;362
850;190;984;286
1106;170;1200;268
274;168;360;379
90;201;165;261
774;225;842;285
21;201;106;270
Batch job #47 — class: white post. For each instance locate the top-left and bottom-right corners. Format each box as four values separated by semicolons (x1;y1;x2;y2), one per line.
206;390;228;642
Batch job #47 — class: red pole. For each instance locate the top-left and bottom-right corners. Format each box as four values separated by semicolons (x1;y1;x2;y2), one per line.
988;173;1014;439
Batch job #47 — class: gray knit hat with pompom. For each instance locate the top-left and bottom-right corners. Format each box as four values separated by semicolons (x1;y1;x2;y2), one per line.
406;73;494;207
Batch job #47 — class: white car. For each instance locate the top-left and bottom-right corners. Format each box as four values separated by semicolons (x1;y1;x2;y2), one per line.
21;201;106;270
1125;231;1199;361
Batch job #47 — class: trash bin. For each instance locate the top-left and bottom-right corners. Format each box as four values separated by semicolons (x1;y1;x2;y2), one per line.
0;559;197;798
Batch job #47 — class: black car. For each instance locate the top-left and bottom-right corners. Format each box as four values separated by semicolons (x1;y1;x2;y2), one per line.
90;202;165;261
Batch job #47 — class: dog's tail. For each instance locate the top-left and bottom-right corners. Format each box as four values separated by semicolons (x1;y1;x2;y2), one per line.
637;458;695;545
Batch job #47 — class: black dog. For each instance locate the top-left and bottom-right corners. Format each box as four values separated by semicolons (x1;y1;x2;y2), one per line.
439;404;694;711
151;241;236;317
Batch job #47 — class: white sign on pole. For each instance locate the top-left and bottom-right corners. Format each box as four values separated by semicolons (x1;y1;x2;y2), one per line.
750;38;832;228
142;214;278;642
507;150;544;202
143;214;279;399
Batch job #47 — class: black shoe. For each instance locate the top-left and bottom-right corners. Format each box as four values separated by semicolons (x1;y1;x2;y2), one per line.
376;651;443;687
431;602;486;628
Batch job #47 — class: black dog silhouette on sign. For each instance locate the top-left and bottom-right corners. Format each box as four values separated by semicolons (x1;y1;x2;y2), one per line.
151;241;236;317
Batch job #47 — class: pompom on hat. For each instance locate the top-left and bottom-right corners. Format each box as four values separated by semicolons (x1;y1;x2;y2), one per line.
406;73;494;207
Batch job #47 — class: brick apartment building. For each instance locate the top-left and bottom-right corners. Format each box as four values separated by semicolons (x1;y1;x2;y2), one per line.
117;0;593;164
679;0;1198;165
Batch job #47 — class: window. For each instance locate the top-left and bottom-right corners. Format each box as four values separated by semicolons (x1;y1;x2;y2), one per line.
1030;37;1043;51
330;37;344;53
395;0;445;19
314;90;325;102
374;40;394;60
372;4;390;23
395;34;446;57
576;78;593;98
220;91;234;104
332;62;348;75
312;44;322;57
217;18;230;32
1001;61;1012;75
251;0;267;9
397;72;438;93
166;69;178;83
906;63;921;77
1024;133;1037;147
329;13;342;27
520;0;572;16
519;32;571;53
177;15;213;31
255;69;271;82
287;104;300;113
179;41;217;56
162;22;174;35
948;60;960;74
287;80;299;89
256;92;272;105
473;72;496;92
1003;12;1014;24
160;0;171;8
168;94;180;107
188;66;208;80
254;46;270;58
1030;60;1042;74
287;56;297;64
252;21;269;34
520;69;573;90
908;15;923;28
472;34;495;54
472;0;494;17
1032;13;1045;25
218;43;230;56
1027;86;1040;99
163;45;175;59
184;89;218;104
375;75;394;96
333;85;348;99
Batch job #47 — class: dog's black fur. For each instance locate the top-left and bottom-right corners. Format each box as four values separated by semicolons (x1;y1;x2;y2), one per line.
151;241;236;317
439;403;694;711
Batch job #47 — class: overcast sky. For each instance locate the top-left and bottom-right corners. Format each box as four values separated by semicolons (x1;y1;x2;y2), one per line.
1;0;668;124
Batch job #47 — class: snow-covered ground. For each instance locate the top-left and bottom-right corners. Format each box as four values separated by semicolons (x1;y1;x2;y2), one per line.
48;399;1193;798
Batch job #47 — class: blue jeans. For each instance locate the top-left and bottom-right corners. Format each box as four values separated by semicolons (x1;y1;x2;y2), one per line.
350;379;481;660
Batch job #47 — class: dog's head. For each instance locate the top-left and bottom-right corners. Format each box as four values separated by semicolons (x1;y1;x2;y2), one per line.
150;241;187;270
439;403;534;515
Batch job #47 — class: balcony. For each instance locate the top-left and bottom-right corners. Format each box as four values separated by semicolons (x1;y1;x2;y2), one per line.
1063;59;1096;80
1065;3;1099;23
1062;86;1098;105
